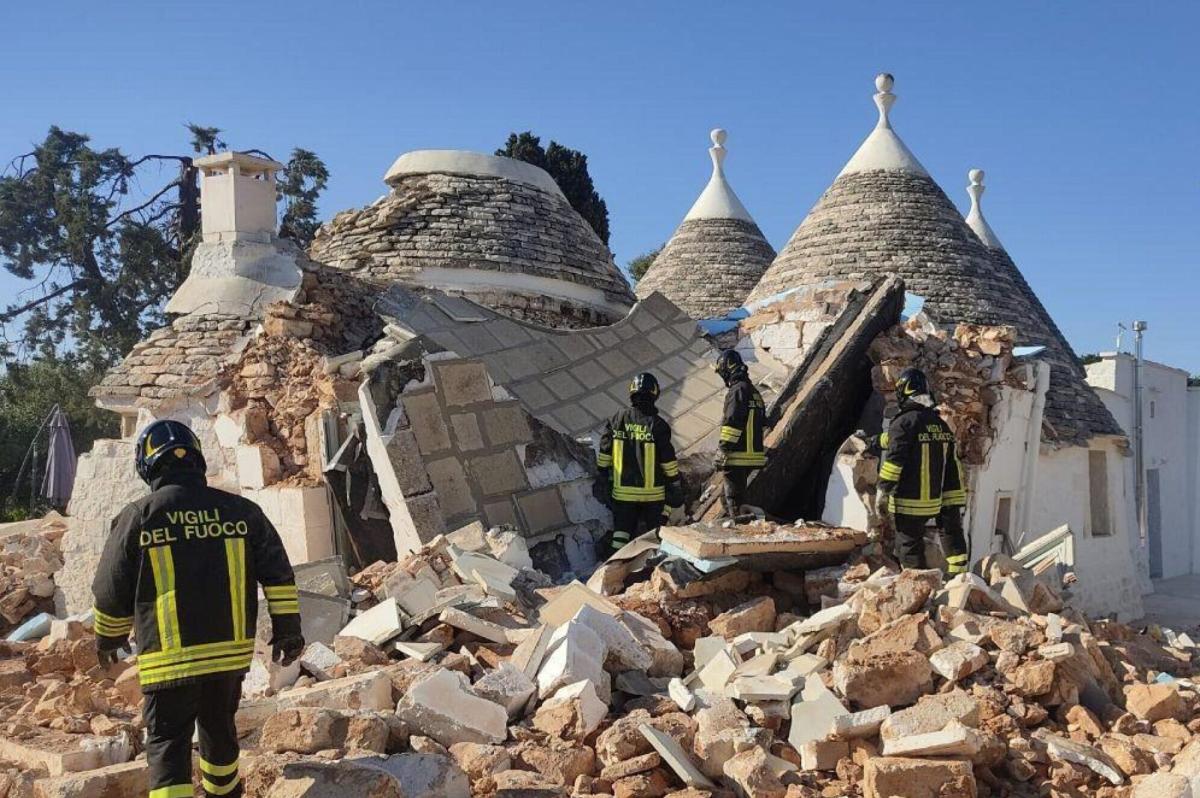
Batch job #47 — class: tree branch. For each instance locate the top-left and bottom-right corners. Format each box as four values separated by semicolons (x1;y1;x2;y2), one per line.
0;279;87;322
106;180;180;230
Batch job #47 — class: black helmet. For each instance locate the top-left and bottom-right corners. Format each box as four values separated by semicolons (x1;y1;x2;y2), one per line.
714;349;747;385
894;367;931;400
135;420;206;484
629;372;660;402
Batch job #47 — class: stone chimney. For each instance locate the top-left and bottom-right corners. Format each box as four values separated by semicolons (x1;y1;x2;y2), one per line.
194;152;285;243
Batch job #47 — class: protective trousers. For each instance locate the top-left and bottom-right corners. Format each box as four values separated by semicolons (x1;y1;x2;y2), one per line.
144;673;244;798
608;500;665;554
894;508;968;574
720;466;754;518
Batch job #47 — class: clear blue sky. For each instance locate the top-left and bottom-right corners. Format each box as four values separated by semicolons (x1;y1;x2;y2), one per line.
2;1;1197;370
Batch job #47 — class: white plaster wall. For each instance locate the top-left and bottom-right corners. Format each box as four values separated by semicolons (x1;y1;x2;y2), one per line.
1030;443;1144;620
821;456;869;530
1189;388;1200;575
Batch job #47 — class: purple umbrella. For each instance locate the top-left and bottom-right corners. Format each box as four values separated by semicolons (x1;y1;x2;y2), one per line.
40;405;76;508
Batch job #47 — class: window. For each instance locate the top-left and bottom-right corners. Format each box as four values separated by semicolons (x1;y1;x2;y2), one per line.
993;492;1014;548
1150;401;1156;419
1088;449;1112;536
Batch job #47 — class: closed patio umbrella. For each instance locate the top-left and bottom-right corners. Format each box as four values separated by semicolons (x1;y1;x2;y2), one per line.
40;405;76;508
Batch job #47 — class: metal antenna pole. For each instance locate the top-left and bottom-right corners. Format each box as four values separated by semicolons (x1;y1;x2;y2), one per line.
1132;321;1148;546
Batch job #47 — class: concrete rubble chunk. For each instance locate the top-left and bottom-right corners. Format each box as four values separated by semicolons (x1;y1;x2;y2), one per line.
536;618;610;701
727;674;796;702
863;756;977;798
789;674;848;749
1033;729;1125;785
448;741;512;783
340;598;405;646
396;668;508;746
723;746;787;798
669;677;697;711
31;759;147;798
621;610;685;676
1125;682;1187;722
539;580;622;627
640;723;716;789
391;639;445;662
299;641;343;680
709;596;776;639
0;730;130;776
793;602;856;635
834;649;932;709
438;606;517;645
354;753;471;798
1132;772;1193;798
880;720;986;759
1036;641;1074;661
880;690;981;740
929;640;988;682
697;644;741;692
470;662;537;719
800;739;849;771
570;603;654;672
532;679;607;740
694;698;767;780
830;704;891;739
277;670;394;712
509;623;551;679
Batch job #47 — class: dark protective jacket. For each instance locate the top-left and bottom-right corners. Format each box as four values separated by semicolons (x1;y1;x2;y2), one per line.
92;471;300;691
878;404;967;517
719;377;767;467
597;403;681;504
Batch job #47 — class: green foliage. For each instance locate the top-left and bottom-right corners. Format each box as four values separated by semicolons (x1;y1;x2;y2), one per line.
186;123;225;155
1078;353;1102;365
497;132;610;245
628;245;663;282
278;148;330;248
1189;374;1200;387
0;359;117;515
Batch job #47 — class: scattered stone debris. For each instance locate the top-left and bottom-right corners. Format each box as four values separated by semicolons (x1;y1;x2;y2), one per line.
1;516;1197;798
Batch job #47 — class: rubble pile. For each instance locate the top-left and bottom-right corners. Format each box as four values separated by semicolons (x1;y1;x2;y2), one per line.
869;318;1025;464
222;265;382;483
0;515;66;636
1;520;1197;798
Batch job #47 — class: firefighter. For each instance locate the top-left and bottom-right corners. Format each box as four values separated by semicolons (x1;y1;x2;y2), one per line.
874;367;969;575
714;350;767;518
596;373;683;555
92;420;304;798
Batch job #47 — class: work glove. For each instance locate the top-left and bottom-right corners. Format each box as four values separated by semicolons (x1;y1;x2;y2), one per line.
96;636;124;668
713;449;728;469
874;484;895;523
271;633;305;667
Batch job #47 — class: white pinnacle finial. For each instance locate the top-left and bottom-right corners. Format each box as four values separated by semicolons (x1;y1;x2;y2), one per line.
964;168;1004;249
873;73;896;130
684;127;753;222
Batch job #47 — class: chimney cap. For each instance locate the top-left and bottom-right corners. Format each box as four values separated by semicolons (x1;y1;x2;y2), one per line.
194;151;284;173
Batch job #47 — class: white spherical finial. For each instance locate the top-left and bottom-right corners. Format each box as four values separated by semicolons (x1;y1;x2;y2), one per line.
872;73;897;129
710;128;728;147
969;168;985;186
875;73;894;92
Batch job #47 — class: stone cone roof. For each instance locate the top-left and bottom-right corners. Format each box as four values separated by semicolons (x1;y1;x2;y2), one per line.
635;130;775;319
635;217;775;319
309;150;634;328
748;77;1121;445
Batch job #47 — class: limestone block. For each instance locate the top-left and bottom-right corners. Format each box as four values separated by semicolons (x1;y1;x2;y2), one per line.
829;705;891;739
833;650;932;709
471;663;536;719
299;641;342;681
536;620;609;701
449;413;484;451
469;450;529;497
569;603;653;672
481;403;533;447
1125;682;1187;722
863;757;976;798
533;680;607;740
340;599;405;646
0;730;130;776
709;596;776;639
621;611;684;677
789;675;848;749
385;429;432;495
396;668;508;747
929;640;988;682
402;391;452;455
1132;772;1193;798
438;607;514;645
800;739;849;771
539;581;621;627
880;721;986;759
31;759;148;798
436;361;493;407
515;487;569;534
272;485;335;565
277;670;393;712
426;457;476;521
236;444;281;490
880;690;981;741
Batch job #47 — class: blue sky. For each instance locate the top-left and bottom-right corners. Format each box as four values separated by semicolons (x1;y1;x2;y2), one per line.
2;1;1197;370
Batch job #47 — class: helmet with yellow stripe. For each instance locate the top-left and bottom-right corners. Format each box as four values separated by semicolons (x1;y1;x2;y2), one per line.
135;420;206;484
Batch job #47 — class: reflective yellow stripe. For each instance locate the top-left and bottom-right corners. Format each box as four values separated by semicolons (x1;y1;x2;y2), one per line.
724;452;766;467
892;497;942;517
643;441;656;491
661;460;679;477
920;443;931;503
947;563;968;574
94;608;133;626
263;585;297;600
880;431;890;448
200;757;239;777
879;461;903;481
138;639;255;668
612;486;666;502
945;554;968;565
612;439;624;492
719;425;742;442
149;786;194;798
745;410;756;454
202;775;241;796
596;453;613;467
139;653;254;686
268;601;300;615
226;539;246;642
148;546;181;651
93;607;134;636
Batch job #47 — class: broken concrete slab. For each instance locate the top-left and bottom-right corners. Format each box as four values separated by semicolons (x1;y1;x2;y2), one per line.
532;680;607;740
396;668;508;747
880;721;986;758
299;641;342;681
709;596;776;639
697;645;741;692
31;759;148;798
879;690;981;741
620;610;684;677
277;669;394;712
792;603;856;636
339;598;405;646
438;607;516;645
668;677;697;711
471;662;536;719
536;619;609;702
1033;729;1124;785
727;675;796;703
789;674;848;749
390;640;445;662
929;640;988;682
537;580;621;627
829;704;891;739
0;730;130;776
568;603;653;672
639;723;715;790
508;623;551;679
799;739;849;771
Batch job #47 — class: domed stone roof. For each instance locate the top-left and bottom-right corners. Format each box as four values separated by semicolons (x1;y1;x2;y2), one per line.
749;75;1120;445
309;150;635;329
635;130;775;319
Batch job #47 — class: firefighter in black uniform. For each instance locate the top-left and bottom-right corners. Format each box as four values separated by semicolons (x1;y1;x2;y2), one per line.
714;350;767;518
92;420;304;798
596;373;683;555
874;368;969;575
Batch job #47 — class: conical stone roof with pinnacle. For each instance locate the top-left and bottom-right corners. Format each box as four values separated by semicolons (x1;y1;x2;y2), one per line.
635;129;775;319
748;74;1121;445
